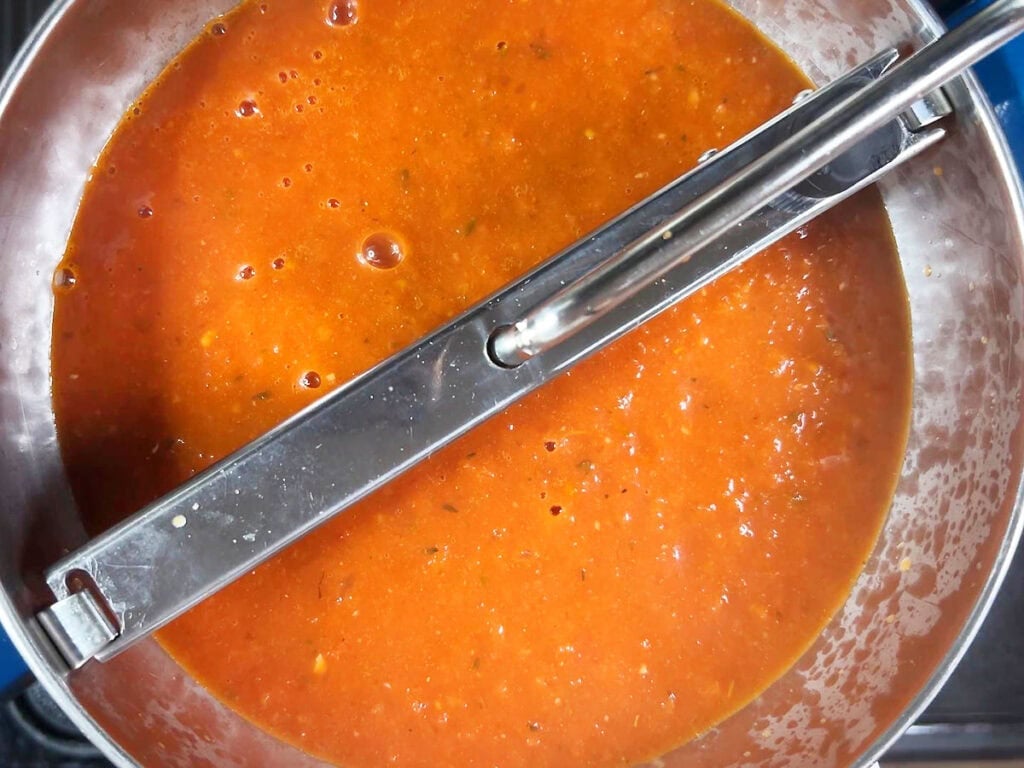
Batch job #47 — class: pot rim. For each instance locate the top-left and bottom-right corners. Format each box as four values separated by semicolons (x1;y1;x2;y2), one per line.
0;2;1021;767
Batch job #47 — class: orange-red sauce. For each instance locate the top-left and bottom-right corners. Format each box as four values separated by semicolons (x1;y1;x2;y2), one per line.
51;0;912;765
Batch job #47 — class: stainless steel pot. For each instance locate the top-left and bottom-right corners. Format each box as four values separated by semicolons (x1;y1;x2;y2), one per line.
1;1;1022;766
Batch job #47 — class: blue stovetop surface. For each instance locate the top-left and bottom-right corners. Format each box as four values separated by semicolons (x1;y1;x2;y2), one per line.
0;631;25;695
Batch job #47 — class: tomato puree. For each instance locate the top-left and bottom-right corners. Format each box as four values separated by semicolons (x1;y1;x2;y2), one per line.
51;0;912;765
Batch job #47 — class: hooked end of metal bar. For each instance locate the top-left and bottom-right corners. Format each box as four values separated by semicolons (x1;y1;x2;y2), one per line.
37;590;118;670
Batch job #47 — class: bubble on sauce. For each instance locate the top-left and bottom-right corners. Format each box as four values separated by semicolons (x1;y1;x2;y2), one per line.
278;72;289;84
327;0;359;27
272;257;286;270
359;232;405;270
281;177;293;188
550;505;562;516
238;265;256;281
304;163;314;173
327;198;341;209
53;265;77;291
237;99;260;117
313;50;324;61
211;22;227;36
301;371;322;389
138;205;154;219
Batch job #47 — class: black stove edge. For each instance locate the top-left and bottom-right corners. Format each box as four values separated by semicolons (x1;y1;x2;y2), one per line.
885;723;1024;762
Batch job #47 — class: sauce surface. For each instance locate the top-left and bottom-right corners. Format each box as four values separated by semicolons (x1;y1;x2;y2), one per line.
51;0;912;765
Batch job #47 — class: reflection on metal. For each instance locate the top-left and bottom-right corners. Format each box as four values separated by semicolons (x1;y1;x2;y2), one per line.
31;0;1024;669
904;87;955;132
696;148;719;164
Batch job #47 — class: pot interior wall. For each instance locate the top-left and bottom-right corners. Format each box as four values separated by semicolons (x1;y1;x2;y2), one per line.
0;1;1020;767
